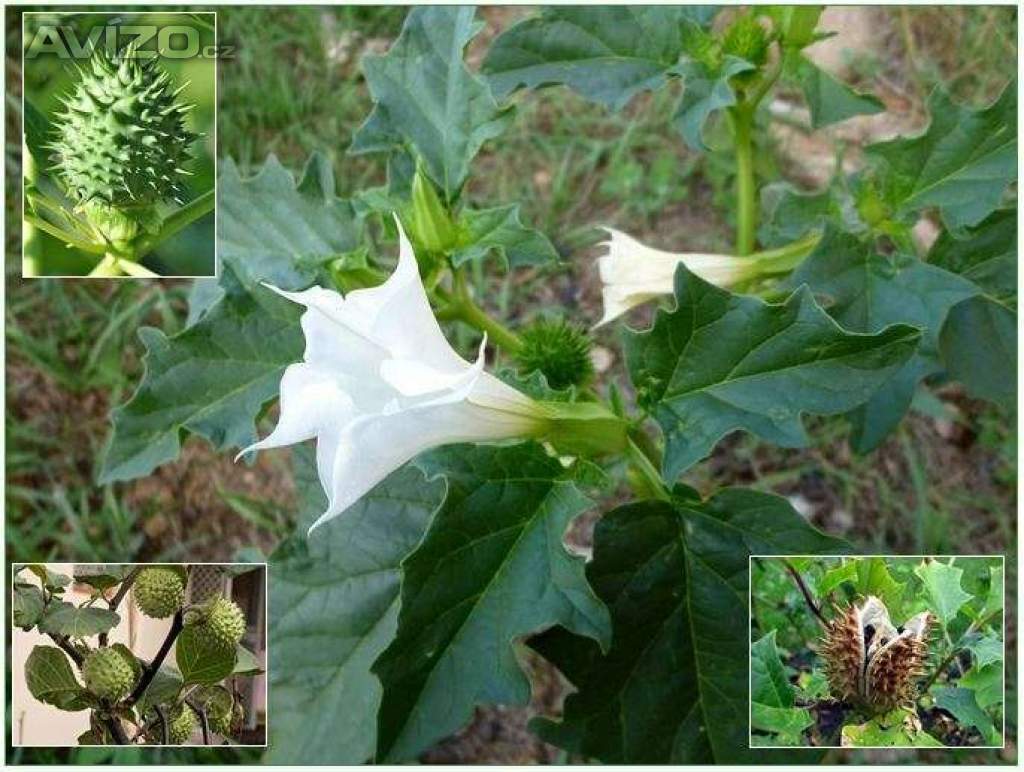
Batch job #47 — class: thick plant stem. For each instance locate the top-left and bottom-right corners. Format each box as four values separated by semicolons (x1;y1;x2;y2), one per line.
731;105;757;256
89;253;159;278
444;269;523;354
625;435;670;502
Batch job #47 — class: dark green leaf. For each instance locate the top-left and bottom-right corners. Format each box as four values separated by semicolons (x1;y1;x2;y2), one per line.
758;182;839;248
38;603;120;638
267;447;444;764
940;295;1016;409
530;489;846;762
351;7;512;200
625;261;921;481
374;443;611;762
25;646;90;711
13;583;45;628
176;626;237;685
929;208;1016;304
452;204;559;268
790;226;978;451
855;558;905;619
788;55;884;129
866;84;1016;230
73;566;131;591
817;560;857;597
673;56;754;152
483;7;717;110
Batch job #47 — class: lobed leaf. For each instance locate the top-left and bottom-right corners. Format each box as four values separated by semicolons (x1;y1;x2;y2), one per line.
625;261;921;481
351;6;512;201
866;84;1016;231
373;442;611;762
530;488;847;762
790;226;978;451
266;447;444;764
483;6;718;110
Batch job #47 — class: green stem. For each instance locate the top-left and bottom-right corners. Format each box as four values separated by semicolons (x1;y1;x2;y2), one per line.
117;259;160;278
445;269;523;354
135;189;215;256
89;254;124;277
625;436;670;502
730;104;757;256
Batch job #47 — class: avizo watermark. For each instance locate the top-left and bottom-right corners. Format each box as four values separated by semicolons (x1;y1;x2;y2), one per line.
25;24;231;60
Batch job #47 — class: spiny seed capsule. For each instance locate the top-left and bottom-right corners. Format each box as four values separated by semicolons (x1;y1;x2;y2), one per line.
187;596;246;650
47;43;196;243
133;567;186;619
515;317;595;390
147;704;198;744
82;647;136;702
818;595;932;715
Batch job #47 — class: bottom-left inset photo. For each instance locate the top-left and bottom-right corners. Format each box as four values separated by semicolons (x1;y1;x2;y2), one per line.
11;563;266;747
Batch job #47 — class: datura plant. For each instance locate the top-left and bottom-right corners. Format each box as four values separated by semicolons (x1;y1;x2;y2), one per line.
99;6;1015;764
23;43;213;276
13;564;263;746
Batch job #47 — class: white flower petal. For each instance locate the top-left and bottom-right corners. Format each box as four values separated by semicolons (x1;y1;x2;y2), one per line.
595;227;749;326
308;397;539;533
236;364;354;458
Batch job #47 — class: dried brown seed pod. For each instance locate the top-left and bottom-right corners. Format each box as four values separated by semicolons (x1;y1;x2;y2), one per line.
818;595;932;714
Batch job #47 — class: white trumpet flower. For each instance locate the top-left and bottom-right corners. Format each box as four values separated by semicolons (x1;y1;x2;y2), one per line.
239;222;545;533
595;228;753;327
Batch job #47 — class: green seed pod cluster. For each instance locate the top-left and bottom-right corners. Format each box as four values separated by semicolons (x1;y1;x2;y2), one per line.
208;700;234;736
187;595;246;650
515;317;594;391
721;13;770;67
82;647;136;702
133;567;186;619
48;44;196;242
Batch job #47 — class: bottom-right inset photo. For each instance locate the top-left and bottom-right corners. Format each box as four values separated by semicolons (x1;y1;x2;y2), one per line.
750;555;1004;750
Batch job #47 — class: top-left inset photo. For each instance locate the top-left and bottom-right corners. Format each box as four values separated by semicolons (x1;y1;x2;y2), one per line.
21;11;216;278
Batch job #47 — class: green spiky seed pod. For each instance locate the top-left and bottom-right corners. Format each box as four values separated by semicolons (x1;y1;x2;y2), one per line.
722;13;770;67
515;317;594;390
48;44;196;245
682;23;721;71
151;705;198;745
133;567;186;619
82;647;136;702
189;596;246;650
207;701;234;736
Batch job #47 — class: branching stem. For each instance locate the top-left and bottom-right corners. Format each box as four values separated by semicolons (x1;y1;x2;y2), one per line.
126;611;184;706
783;560;829;628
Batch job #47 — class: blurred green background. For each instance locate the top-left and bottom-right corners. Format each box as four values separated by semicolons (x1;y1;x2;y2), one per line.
21;11;215;276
